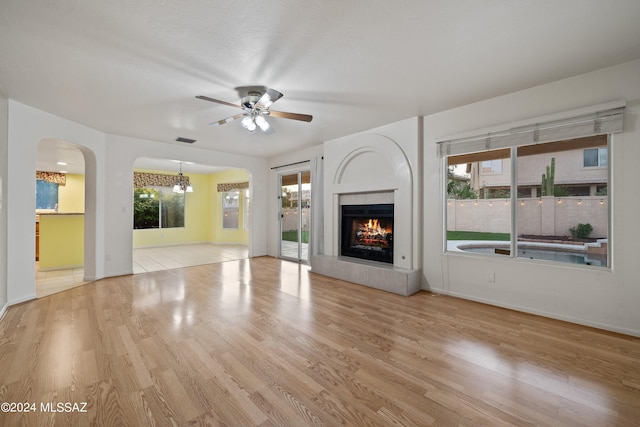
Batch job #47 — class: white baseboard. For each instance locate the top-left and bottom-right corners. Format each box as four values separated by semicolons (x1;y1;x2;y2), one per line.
0;302;7;322
426;287;640;338
8;293;37;306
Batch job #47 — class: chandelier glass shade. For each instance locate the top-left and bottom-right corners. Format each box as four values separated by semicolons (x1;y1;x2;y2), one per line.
172;162;193;193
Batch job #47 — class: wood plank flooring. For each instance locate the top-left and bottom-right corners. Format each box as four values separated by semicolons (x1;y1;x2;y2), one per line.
1;256;639;426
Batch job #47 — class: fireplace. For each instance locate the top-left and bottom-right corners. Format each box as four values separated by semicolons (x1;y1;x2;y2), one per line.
341;204;394;263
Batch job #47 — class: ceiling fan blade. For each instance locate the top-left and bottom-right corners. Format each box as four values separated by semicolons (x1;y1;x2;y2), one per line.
210;113;245;126
196;95;242;109
268;110;313;122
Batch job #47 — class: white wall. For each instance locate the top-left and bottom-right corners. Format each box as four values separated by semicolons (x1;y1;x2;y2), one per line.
7;101;106;304
0;89;8;316
6;102;268;304
423;59;640;336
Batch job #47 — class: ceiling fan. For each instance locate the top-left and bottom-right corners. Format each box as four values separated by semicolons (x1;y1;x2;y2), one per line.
196;86;312;133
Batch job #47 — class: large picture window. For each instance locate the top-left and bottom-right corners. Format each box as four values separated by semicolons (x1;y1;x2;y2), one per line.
444;134;611;268
222;191;240;229
439;102;623;269
134;187;185;229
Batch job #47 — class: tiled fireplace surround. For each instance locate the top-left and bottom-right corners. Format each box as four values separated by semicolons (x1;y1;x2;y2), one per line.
311;118;422;296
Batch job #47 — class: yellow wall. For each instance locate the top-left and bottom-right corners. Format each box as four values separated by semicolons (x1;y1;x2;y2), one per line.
132;168;250;248
39;214;84;270
133;169;212;248
58;173;85;213
210;169;250;244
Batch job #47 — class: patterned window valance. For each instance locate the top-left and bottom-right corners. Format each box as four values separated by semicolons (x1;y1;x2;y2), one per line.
217;181;249;192
134;172;190;188
36;171;66;185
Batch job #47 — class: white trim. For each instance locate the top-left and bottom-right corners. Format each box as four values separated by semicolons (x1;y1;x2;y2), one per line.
8;293;37;306
426;288;639;338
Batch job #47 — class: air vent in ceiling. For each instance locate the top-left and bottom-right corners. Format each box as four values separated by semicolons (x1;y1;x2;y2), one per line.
175;137;196;144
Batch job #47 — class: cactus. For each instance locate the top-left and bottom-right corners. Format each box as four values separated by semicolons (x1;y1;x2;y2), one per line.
548;157;555;194
541;157;555;196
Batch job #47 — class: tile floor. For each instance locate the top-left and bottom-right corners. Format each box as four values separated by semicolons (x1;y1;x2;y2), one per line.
132;243;248;273
36;265;87;298
36;243;249;298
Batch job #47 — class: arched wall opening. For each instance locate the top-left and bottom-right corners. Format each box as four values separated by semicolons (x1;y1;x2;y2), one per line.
35;139;98;295
131;157;252;272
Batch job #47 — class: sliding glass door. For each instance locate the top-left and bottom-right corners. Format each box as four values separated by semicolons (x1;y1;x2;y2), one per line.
279;171;311;263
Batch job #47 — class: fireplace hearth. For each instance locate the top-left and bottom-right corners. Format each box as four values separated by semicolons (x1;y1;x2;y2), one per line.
341;204;394;263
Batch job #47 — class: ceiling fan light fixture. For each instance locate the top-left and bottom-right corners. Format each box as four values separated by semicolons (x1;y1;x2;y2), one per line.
255;115;270;132
257;92;273;108
241;116;257;132
197;86;312;133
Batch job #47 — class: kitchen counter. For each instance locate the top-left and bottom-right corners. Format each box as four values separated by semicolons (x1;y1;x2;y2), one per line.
37;212;84;216
38;213;84;271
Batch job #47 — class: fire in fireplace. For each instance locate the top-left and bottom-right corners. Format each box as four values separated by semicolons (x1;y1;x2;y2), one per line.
341;204;393;263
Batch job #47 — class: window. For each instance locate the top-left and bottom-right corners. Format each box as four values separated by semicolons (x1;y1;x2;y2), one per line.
133;187;185;229
222;191;240;229
481;159;502;174
439;103;622;268
516;139;608;266
36;180;59;210
444;135;610;267
446;150;512;250
583;147;608;167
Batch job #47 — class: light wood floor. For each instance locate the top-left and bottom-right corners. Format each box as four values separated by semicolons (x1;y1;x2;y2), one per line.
36;243;248;298
3;257;639;426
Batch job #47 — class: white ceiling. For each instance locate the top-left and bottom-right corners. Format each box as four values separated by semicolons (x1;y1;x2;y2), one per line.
3;1;640;173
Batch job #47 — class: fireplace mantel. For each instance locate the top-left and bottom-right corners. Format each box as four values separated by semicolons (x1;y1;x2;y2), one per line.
312;117;422;296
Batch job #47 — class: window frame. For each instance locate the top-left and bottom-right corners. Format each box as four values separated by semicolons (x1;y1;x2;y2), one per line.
444;135;612;269
583;147;608;168
243;189;250;230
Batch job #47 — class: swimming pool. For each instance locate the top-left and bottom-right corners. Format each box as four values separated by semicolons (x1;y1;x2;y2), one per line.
460;246;606;266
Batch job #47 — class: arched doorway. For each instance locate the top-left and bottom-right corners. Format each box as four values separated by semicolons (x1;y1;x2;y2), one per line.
35;139;94;297
131;157;250;273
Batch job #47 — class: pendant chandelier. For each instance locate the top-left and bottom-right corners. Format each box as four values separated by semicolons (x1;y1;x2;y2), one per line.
172;162;193;193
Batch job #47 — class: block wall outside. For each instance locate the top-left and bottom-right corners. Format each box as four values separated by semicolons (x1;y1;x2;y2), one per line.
447;196;608;237
281;208;311;232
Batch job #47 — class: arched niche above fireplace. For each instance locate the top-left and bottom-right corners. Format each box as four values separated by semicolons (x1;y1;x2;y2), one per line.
328;133;414;270
333;135;411;190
